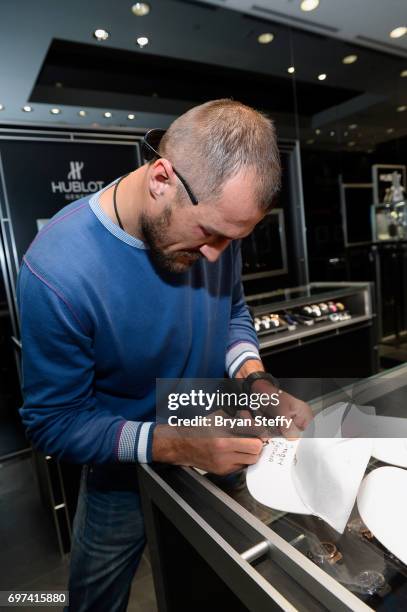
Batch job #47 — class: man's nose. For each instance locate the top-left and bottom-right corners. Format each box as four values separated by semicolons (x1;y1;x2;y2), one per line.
199;238;231;262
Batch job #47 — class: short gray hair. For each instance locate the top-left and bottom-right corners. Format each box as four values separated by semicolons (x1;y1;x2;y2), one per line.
159;99;281;210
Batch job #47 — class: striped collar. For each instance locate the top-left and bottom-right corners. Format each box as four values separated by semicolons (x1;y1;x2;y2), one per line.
89;178;147;250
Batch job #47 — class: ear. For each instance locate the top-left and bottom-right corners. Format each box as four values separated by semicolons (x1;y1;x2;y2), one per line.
148;158;177;200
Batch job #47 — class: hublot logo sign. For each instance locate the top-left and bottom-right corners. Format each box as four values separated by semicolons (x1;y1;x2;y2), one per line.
51;161;105;200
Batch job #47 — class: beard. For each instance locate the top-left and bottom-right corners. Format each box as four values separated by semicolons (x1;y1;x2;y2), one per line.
140;206;201;273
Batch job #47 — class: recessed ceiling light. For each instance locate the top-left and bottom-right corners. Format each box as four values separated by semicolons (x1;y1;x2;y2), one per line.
306;139;315;144
287;66;295;74
93;29;110;41
349;123;358;129
22;105;32;112
55;82;63;88
315;128;321;135
127;113;136;120
78;110;87;117
0;104;4;111
342;54;358;65
397;105;407;112
300;0;319;11
131;2;150;16
390;26;407;39
318;73;327;81
387;128;395;133
401;70;407;77
103;111;112;118
348;141;356;147
257;32;274;44
330;131;335;136
344;131;348;136
136;36;149;48
50;108;61;115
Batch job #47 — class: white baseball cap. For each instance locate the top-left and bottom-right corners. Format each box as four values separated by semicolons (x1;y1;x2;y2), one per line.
247;402;373;533
357;466;407;565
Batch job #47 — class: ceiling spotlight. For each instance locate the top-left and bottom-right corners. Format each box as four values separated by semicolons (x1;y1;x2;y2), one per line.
318;73;327;81
103;111;112;118
127;113;136;120
401;70;407;77
78;110;87;117
342;54;358;65
22;105;32;112
390;26;407;39
0;104;4;111
397;105;407;112
93;29;110;41
348;141;356;147
387;128;395;133
257;32;274;44
50;108;61;115
300;0;319;11
349;123;358;129
131;2;150;16
330;131;335;136
315;128;321;135
287;66;295;74
136;36;149;48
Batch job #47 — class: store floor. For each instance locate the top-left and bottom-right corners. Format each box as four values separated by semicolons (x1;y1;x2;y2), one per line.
0;455;158;612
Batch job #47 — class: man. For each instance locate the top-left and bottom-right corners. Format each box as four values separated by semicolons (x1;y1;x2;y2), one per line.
18;99;311;612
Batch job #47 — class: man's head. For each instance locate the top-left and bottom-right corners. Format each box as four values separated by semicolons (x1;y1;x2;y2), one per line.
141;99;281;273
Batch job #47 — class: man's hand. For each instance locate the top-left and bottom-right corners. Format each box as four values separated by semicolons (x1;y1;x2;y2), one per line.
249;378;314;439
152;424;263;475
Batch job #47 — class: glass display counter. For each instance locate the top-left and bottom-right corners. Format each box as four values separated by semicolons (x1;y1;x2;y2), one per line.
139;364;407;612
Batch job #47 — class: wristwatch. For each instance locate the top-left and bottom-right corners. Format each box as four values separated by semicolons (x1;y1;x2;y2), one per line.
243;371;280;395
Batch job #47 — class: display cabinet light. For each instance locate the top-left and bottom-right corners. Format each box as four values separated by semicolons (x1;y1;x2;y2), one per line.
257;33;274;44
93;29;110;41
348;141;356;147
349;124;358;129
390;26;407;39
103;111;113;118
287;66;295;74
397;105;407;112
50;108;61;115
22;105;32;112
342;54;358;65
315;128;321;135
136;36;149;48
401;70;407;77
300;0;319;11
386;128;395;133
78;110;87;117
318;73;327;81
131;3;150;16
306;139;314;144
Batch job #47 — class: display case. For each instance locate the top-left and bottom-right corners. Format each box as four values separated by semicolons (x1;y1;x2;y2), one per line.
139;364;407;612
246;282;377;378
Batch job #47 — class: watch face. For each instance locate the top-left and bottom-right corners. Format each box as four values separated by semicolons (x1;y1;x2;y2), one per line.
355;570;386;595
314;541;337;561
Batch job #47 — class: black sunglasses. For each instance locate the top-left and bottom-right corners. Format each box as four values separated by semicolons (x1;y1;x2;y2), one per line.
141;129;199;206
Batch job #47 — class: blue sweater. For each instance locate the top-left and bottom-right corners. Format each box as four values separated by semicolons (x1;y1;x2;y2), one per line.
18;180;260;465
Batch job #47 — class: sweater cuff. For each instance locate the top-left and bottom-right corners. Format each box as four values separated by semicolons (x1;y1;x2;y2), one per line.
226;341;261;378
116;421;157;463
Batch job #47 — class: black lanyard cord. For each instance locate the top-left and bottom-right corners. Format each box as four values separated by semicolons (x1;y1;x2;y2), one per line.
113;173;130;231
